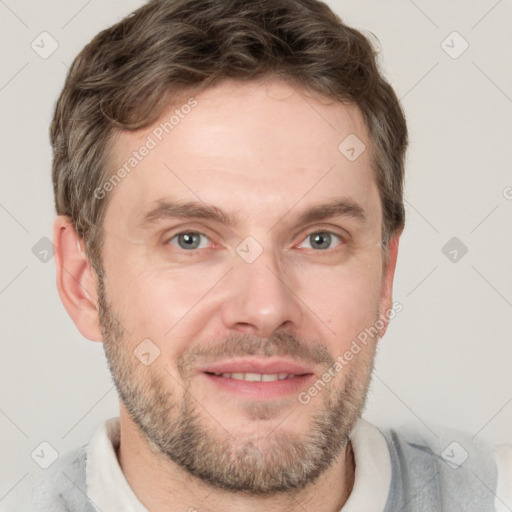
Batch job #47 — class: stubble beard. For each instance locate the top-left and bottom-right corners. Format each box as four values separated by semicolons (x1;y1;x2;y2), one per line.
97;273;375;495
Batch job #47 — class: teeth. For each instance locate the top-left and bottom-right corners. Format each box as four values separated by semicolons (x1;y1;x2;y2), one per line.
245;372;261;382
215;372;296;381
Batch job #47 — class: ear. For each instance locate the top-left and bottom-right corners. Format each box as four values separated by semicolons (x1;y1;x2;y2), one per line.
53;216;103;342
377;231;401;339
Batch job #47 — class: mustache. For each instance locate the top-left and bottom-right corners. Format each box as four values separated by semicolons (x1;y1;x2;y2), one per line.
177;331;334;377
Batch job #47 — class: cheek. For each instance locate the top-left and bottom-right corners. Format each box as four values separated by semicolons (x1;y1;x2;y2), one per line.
105;253;227;342
295;258;382;347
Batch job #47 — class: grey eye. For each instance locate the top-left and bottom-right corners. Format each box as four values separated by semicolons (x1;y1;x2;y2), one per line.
169;232;209;250
310;232;331;250
299;232;341;250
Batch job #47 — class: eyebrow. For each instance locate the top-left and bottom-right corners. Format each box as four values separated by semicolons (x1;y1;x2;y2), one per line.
295;199;366;226
139;198;366;230
140;200;236;228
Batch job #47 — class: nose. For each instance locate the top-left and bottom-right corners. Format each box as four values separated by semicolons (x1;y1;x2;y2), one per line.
220;247;303;338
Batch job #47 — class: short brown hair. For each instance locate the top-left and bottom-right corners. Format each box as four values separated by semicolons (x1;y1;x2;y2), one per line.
51;0;408;274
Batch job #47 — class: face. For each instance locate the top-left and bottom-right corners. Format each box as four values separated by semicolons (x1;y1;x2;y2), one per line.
96;79;397;493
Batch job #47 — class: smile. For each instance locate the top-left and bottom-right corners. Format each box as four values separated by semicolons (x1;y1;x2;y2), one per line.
206;372;302;382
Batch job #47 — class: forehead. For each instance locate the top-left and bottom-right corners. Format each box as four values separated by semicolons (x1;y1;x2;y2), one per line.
104;79;379;233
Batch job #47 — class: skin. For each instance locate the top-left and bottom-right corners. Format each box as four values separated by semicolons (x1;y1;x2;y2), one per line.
54;79;400;512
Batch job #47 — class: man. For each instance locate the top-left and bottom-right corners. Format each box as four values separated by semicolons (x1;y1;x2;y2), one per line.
7;0;510;510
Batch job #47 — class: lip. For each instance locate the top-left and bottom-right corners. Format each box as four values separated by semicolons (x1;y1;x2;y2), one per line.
196;357;316;399
197;357;315;376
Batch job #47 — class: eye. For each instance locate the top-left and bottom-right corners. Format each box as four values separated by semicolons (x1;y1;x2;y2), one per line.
298;231;343;251
168;232;211;250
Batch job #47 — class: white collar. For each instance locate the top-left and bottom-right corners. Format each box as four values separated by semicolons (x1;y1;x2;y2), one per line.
86;416;149;511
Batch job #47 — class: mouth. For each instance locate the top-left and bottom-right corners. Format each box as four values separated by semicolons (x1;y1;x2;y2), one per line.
206;371;302;382
197;358;316;399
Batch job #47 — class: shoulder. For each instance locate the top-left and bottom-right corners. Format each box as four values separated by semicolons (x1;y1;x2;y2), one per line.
378;423;505;511
2;444;96;512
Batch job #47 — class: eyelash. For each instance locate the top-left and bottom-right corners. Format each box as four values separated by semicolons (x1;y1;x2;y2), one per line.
164;229;346;253
297;231;343;251
167;232;212;251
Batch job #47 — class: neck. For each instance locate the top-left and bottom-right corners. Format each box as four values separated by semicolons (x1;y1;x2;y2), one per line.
116;410;356;512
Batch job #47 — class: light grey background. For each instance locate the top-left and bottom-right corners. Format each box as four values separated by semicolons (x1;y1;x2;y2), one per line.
1;0;511;502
